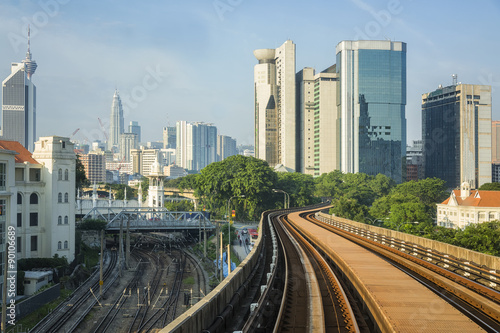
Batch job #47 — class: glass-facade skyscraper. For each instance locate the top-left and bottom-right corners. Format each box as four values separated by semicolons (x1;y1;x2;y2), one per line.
422;84;491;189
336;40;407;183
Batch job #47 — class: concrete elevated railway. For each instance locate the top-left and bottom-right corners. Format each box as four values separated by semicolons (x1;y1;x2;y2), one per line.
161;206;500;332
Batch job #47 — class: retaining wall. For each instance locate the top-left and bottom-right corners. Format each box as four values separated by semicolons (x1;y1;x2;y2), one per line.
16;283;61;320
317;212;500;270
160;218;264;332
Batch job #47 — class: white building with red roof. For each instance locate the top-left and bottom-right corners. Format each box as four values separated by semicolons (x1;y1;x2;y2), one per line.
0;137;75;268
437;182;500;229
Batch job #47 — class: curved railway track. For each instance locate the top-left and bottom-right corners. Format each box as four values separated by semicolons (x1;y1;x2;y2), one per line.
302;212;500;332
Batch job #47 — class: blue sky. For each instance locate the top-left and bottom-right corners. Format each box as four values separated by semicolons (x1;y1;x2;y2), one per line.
0;0;499;146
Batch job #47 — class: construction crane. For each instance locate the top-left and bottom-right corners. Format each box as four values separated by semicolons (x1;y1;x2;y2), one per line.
69;128;80;140
97;117;109;141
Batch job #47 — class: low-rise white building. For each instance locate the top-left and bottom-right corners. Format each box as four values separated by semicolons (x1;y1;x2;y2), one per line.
0;137;76;263
23;270;53;296
437;182;500;229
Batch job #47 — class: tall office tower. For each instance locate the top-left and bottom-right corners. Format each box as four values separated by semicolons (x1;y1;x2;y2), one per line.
163;126;176;149
108;90;124;151
422;83;492;189
217;135;237;161
119;132;138;162
176;121;217;171
1;28;38;152
296;67;315;174
254;40;297;170
314;65;339;177
493;121;500;163
128;121;141;143
336;40;407;183
297;65;339;176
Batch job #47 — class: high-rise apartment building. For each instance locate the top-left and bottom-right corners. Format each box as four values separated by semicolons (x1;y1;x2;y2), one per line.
422;83;492;189
119;132;138;162
128;121;141;143
217;135;237;161
336;40;407;183
493;121;500;163
79;151;106;183
1;29;38;152
163;126;176;149
254;40;297;171
108;90;124;151
296;65;339;176
176;121;217;171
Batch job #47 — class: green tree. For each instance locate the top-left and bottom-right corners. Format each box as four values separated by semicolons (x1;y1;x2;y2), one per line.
453;221;500;256
329;197;368;222
196;155;277;220
164;200;194;211
77;219;107;230
75;155;88;189
478;182;500;191
276;172;318;208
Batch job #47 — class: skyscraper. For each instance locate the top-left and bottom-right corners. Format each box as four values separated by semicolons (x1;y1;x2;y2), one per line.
108;90;124;151
254;40;297;171
128;121;141;143
1;27;38;152
492;121;500;163
422;83;492;189
176;121;217;171
217;135;237;161
163;126;176;149
336;40;407;183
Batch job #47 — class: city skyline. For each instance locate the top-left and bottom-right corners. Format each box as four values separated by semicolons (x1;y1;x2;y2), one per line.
0;0;499;146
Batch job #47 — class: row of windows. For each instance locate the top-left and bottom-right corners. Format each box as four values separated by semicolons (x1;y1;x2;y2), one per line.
58;193;69;203
57;240;69;250
58;216;69;225
17;212;39;227
17;193;39;204
58;169;70;181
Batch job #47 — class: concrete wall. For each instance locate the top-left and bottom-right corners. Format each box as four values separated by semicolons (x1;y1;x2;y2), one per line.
161;219;264;332
317;212;500;270
16;283;60;320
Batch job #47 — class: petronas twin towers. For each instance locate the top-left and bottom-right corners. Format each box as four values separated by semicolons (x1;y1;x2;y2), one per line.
108;90;124;151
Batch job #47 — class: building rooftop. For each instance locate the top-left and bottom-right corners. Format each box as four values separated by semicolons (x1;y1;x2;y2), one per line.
24;271;52;279
0;140;39;164
442;190;500;208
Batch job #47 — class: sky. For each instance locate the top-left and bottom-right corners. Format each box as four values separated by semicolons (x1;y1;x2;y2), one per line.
0;0;499;146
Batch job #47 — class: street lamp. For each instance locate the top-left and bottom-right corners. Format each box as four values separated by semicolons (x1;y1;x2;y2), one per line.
396;221;419;232
272;189;290;209
226;195;245;246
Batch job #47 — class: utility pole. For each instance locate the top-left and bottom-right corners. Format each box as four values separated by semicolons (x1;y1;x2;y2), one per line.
220;227;224;281
215;222;219;280
99;229;104;297
126;217;130;270
119;218;123;277
227;244;231;275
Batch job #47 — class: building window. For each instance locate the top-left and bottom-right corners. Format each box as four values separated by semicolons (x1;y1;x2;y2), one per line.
30;212;38;226
58;216;62;225
31;236;38;251
17;237;21;253
58;169;62;180
0;163;6;191
17;193;22;205
17;213;22;227
58;241;62;250
64;193;69;203
64;241;68;249
64;216;68;224
30;193;38;204
58;193;62;203
64;169;69;181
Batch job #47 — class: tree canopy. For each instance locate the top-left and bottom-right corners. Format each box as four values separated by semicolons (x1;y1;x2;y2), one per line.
478;182;500;191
